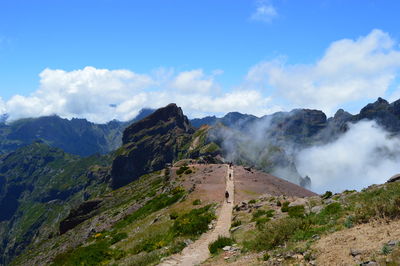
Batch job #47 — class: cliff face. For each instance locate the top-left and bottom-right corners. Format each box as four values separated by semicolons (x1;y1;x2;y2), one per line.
111;104;195;189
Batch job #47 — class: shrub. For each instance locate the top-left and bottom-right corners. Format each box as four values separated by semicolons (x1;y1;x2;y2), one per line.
231;220;242;227
263;253;270;261
249;199;256;204
176;166;189;175
382;244;392;255
255;217;270;228
184;169;193;175
131;231;174;254
288;205;305;218
252;210;267;220
276;200;282;207
110;232;128;245
322;191;333;199
192;199;202;205
248;217;306;251
169;212;179;220
114;190;185;229
52;240;124;266
281;201;290;212
172;205;215;236
208;236;234;254
344;215;354;228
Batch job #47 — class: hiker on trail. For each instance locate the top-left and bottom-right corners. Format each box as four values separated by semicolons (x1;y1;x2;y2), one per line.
225;190;229;203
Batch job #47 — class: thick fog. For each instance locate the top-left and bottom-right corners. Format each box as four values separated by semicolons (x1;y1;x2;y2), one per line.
296;121;400;193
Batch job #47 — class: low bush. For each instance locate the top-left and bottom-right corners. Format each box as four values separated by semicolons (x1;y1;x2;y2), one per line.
52;240;125;266
184;169;193;175
322;191;333;199
288;205;305;218
249;199;257;204
115;190;185;229
176;165;189;175
192;199;202;205
208;236;234;254
172;205;215;236
252;210;268;220
110;232;128;245
281;201;290;212
231;220;242;227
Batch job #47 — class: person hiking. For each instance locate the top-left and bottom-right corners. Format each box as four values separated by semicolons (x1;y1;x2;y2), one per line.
225;190;229;203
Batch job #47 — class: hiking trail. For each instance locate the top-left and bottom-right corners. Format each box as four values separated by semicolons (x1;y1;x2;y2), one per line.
160;164;234;266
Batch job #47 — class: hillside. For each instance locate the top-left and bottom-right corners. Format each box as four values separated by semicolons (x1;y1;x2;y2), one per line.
0;109;154;156
12;161;315;266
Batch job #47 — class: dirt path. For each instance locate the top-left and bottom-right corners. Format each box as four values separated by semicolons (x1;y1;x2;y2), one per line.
160;164;234;266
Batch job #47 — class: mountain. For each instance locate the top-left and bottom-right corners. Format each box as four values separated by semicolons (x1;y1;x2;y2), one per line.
111;104;220;188
190;112;257;129
0;142;112;265
0;108;155;157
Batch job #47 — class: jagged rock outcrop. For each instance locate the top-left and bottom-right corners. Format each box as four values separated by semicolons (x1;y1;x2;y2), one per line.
355;97;400;132
59;199;103;234
111;104;195;189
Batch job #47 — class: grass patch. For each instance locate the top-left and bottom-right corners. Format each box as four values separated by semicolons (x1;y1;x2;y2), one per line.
52;240;125;266
173;204;215;236
114;188;185;229
208;236;234;254
192;199;202;205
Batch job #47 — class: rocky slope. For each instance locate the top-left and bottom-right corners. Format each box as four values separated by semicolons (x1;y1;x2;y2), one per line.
0;142;112;265
111;104;220;189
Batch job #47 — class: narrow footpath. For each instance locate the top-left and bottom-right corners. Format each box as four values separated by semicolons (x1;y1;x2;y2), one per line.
160;164;235;266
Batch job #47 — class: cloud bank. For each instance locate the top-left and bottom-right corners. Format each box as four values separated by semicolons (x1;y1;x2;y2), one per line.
296;121;400;193
247;29;400;115
2;29;400;123
3;67;273;123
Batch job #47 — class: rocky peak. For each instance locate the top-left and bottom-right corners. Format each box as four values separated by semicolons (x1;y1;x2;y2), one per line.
333;109;352;122
111;104;194;189
122;103;191;144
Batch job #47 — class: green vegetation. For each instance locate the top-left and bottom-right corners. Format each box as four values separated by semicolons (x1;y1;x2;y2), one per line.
52;239;125;266
176;165;189;175
348;183;400;222
248;199;257;204
322;191;333;199
288;205;305;218
172;205;216;236
208;236;234;254
114;188;185;229
280;201;290;212
231;220;242;227
192;199;202;205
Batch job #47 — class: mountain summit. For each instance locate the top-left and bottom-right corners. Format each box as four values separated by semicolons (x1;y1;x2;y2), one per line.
111;103;194;188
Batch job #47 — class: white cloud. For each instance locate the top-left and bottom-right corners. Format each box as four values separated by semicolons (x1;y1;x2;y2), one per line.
247;29;400;115
296;121;400;193
250;0;278;23
2;66;274;123
171;69;216;93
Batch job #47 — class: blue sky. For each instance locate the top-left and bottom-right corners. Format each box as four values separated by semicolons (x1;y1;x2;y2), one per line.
1;0;400;122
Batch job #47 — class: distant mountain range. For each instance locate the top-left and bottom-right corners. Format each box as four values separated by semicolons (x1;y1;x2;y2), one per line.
0;109;154;156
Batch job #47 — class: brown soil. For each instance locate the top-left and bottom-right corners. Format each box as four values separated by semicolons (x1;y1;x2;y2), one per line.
233;165;316;203
314;219;400;265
